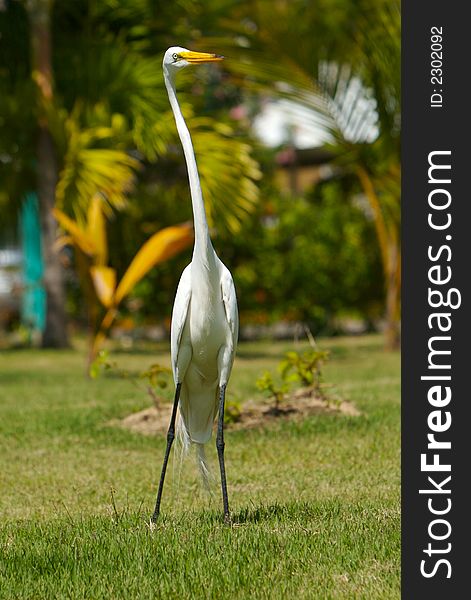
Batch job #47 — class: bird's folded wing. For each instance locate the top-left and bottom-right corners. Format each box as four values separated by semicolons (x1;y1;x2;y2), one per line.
221;267;239;344
171;264;192;380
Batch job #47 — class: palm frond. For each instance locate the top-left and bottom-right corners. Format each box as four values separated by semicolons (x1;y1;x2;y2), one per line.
317;61;380;145
55;112;140;218
190;116;261;235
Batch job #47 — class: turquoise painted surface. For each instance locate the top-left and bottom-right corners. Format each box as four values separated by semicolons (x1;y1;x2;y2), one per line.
20;193;46;332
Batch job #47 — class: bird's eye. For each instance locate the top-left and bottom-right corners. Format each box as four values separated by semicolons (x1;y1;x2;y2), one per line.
172;53;179;61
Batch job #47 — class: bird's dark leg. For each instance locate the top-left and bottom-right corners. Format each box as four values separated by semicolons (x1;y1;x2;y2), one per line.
151;382;181;523
216;384;230;523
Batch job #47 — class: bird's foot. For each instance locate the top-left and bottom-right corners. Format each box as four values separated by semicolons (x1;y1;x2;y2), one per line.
224;511;232;526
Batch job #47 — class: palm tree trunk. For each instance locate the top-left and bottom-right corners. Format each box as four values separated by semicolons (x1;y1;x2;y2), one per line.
27;0;69;347
384;242;401;351
356;166;400;351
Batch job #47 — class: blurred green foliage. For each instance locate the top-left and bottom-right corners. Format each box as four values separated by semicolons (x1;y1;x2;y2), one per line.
0;0;399;339
226;178;383;331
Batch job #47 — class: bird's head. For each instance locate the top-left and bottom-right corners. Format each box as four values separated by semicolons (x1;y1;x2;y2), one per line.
163;46;224;72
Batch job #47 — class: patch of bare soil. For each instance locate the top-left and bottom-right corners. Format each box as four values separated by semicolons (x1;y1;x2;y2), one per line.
112;388;360;437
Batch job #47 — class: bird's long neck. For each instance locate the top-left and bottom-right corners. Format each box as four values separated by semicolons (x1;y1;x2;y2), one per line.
164;69;215;264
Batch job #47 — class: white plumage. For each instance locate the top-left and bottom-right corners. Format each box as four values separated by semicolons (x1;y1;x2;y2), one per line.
171;260;238;444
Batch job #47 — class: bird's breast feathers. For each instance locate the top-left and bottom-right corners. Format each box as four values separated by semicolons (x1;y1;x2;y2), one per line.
189;291;228;347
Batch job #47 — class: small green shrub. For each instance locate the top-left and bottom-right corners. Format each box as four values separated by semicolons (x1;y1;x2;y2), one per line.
256;347;331;409
279;348;330;395
255;371;289;411
89;350;113;380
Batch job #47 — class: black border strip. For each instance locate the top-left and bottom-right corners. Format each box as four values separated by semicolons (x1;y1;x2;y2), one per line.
402;1;470;596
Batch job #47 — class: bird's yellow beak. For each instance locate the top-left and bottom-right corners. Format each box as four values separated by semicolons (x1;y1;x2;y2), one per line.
179;51;224;63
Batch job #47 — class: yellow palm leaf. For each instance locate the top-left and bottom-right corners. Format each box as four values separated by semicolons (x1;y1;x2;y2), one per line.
53;207;95;255
114;223;193;305
86;195;108;266
90;266;117;308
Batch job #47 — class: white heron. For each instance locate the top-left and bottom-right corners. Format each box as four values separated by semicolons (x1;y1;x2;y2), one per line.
151;47;238;523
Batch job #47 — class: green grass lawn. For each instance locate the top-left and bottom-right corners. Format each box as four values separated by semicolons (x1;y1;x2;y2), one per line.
0;335;400;599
